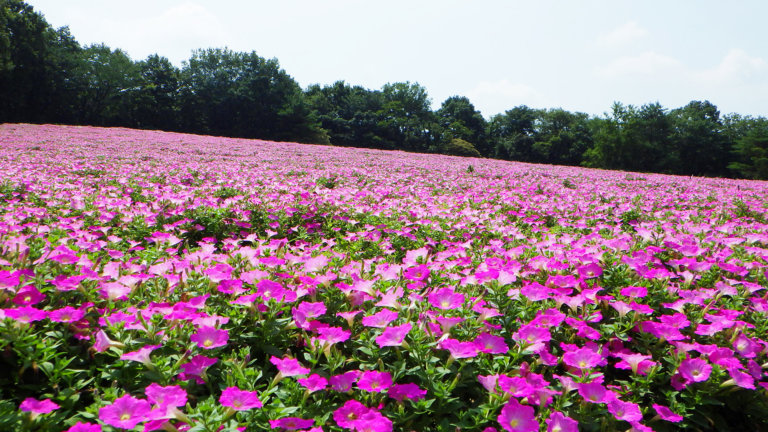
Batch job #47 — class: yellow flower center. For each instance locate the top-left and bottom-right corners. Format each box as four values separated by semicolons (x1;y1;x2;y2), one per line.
509;419;519;427
120;413;131;421
204;339;213;347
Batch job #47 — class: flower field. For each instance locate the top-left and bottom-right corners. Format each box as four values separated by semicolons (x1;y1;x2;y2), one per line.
1;123;768;432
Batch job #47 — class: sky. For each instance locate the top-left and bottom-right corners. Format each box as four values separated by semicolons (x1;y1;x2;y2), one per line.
25;0;768;118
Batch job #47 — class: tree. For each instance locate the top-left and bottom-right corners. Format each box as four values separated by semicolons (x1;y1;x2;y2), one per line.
179;48;327;143
728;117;768;179
436;96;489;156
533;108;593;166
669;100;727;176
487;105;539;161
131;54;181;131
377;82;439;152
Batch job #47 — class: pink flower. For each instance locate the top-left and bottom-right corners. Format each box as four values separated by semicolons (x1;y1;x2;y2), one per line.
296;301;327;318
352;410;393;432
478;374;499;393
361;309;399;328
49;306;86;323
330;370;360;392
619;286;647;298
190;326;229;349
388;383;427;401
93;330;122;353
12;285;45;305
64;423;102;432
440;338;479;359
403;264;430;281
317;326;351;346
219;387;262;410
120;344;161;365
562;347;602;370
512;324;551;351
178;355;217;383
497;399;539;432
577;382;609;404
498;376;534;398
145;383;187;408
4;306;47;323
428;287;465;310
357;370;393;393
298;374;328;393
475;333;509;354
545;411;578;432
652;404;683;422
269;417;315;430
375;322;412;348
333;399;370;428
270;356;310;377
99;394;152;429
733;334;761;358
20;397;59;414
607;399;643;423
678;358;712;383
615;352;656;375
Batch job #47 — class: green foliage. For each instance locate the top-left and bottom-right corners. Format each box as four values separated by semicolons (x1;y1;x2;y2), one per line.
440;138;481;157
728;119;768;179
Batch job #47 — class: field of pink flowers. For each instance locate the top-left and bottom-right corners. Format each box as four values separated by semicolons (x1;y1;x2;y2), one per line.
1;123;767;432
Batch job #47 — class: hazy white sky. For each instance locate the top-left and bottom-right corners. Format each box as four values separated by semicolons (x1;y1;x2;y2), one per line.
25;0;768;118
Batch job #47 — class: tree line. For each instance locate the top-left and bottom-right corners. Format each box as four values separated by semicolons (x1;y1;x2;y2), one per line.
2;0;767;179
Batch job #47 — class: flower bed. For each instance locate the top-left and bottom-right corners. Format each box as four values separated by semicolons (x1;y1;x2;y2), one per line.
1;123;767;431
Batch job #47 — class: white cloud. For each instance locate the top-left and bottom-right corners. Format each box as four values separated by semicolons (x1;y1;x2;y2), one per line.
465;80;548;116
695;48;767;84
595;51;683;78
598;21;648;47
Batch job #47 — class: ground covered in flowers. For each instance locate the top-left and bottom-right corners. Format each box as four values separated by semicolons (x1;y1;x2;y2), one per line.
1;123;768;432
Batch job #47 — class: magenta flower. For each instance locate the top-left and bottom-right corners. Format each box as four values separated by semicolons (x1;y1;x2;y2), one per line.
333;399;371;428
577;382;610;404
145;383;187;408
219;387;262;410
375;322;412;348
361;309;399;328
298;374;328;393
49;306;86;323
269;417;315;430
120;344;161;365
512;324;551;351
352;410;393;432
20;397;59;414
562;347;602;370
478;374;500;393
678;358;712;383
178;354;217;383
403;264;430;281
357;370;393;393
317;326;351;346
428;287;465;310
607;399;643;423
619;286;648;298
498;376;534;398
190;326;229;349
440;338;480;359
545;411;578;432
330;370;360;392
388;383;427;401
99;394;152;429
475;332;509;354
4;306;47;323
497;399;539;432
64;423;102;432
733;334;761;358
296;301;327;318
270;356;310;377
652;404;683;422
615;352;657;375
12;285;45;305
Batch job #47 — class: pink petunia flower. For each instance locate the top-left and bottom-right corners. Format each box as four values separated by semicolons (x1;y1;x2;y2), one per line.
678;358;712;383
577;382;610;404
49;306;86;323
269;417;315;430
190;326;229;349
12;285;45;305
545;411;578;432
120;344;161;366
99;394;152;429
440;338;480;359
20;397;59;414
357;370;393;393
178;354;217;383
475;333;509;354
219;387;262;410
428;287;465;310
388;383;427;401
64;422;102;432
607;399;643;423
652;404;683;422
145;383;187;408
4;306;47;323
562;347;602;370
375;322;412;348
270;356;310;377
361;309;399;328
498;375;535;398
330;370;361;392
497;399;539;432
316;326;351;347
333;399;371;428
298;374;328;393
